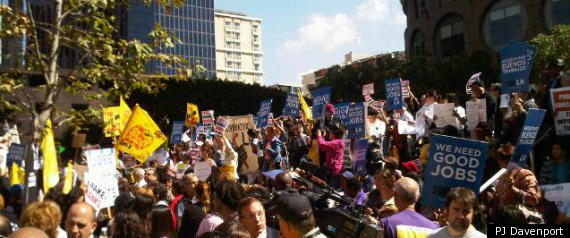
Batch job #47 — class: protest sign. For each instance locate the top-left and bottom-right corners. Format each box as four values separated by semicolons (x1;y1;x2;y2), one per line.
283;93;300;117
364;94;374;103
352;139;368;176
401;80;410;98
185;103;200;127
7;143;26;170
333;103;351;126
347;102;366;139
434;103;456;128
170;121;184;145
500;94;510;108
312;87;331;119
421;134;488;208
362;83;374;96
385;78;403;111
371;100;384;109
398;120;417;135
508;109;546;170
103;106;121;137
500;42;537;94
257;99;273;129
415;104;434;139
201;110;215;130
550;87;570;136
84;148;120;210
214;117;230;136
465;72;481;95
117;105;167;163
542;183;570;218
223;115;258;173
466;99;486;132
194;161;212;181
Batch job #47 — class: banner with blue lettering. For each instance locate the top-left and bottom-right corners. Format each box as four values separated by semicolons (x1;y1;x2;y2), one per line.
283;93;300;117
347;102;366;139
312;87;331;119
508;109;546;170
500;42;537;94
257;99;273;129
421;134;488;208
352;139;368;176
385;78;403;111
333;102;351;126
193;123;212;141
170;121;185;145
7;143;26;170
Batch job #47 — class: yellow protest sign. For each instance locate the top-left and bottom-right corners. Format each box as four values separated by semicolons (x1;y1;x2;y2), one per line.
298;89;312;120
10;162;25;185
103;106;121;137
41;119;59;193
185;103;200;127
117;105;166;163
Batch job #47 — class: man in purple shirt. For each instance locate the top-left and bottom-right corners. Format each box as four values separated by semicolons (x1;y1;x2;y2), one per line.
343;176;367;205
380;177;439;238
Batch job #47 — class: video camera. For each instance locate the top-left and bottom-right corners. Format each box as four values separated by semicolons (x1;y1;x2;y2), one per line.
293;167;384;238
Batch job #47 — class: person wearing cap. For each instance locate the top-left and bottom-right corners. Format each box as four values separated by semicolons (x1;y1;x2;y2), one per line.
469;79;497;133
311;103;342;168
315;123;345;189
276;189;326;238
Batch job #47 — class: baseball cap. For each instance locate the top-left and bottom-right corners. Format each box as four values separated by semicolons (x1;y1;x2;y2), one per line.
276;188;313;221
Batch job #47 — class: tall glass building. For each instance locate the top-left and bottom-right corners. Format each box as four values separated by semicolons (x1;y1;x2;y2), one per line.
125;0;216;77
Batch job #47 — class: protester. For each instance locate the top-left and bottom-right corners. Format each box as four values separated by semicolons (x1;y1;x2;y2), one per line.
64;202;97;238
0;215;12;237
315;124;345;189
175;173;198;230
427;187;485;238
8;226;49;238
19;201;62;238
276;189;326;238
539;140;569;184
111;210;147;238
238;197;267;238
148;205;176;238
132;168;147;188
179;182;208;238
213;180;247;222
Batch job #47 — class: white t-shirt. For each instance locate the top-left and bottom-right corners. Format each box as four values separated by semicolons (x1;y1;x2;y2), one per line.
367;118;386;140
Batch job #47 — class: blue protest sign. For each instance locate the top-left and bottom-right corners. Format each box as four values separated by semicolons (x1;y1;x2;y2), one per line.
352;139;368;176
347;102;366;139
500;42;537;94
333;103;351;126
385;78;403;111
283;93;300;117
193;123;211;141
312;87;331;119
421;134;488;208
508;109;546;170
257;99;273;129
7;143;26;170
170;121;185;145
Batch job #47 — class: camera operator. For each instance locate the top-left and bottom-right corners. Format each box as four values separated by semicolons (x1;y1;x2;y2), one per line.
276;189;327;238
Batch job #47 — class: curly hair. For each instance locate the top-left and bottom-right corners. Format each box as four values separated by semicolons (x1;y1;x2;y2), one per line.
113;210;147;238
19;201;62;238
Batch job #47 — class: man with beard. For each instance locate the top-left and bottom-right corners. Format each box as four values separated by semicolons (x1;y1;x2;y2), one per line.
428;187;485;238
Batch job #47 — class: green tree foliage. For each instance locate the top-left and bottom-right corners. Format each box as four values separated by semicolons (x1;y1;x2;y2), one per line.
529;24;570;83
0;0;195;137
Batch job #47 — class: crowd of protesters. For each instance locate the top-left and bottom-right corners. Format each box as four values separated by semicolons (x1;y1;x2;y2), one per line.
0;59;568;238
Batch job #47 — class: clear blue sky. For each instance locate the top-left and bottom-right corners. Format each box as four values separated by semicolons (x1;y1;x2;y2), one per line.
215;0;407;86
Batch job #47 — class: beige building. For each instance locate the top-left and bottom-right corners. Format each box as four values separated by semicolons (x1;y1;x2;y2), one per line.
214;10;263;85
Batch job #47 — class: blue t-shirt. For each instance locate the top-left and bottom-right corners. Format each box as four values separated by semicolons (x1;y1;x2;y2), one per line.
553;160;570;184
380;210;439;238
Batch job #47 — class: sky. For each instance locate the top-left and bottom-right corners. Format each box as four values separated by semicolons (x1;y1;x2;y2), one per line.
215;0;408;86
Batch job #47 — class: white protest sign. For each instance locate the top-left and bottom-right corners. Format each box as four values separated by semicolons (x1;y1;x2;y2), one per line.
214;117;230;135
415;104;434;139
194;161;212;181
401;80;410;98
201;110;215;129
84;148;119;210
500;94;510;108
434;103;456;128
364;94;374;103
398;121;417;135
362;83;374;96
466;99;486;132
542;183;570;218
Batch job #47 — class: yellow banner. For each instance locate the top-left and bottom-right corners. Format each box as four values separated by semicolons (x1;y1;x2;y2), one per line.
10;162;25;186
103;106;121;137
117;105;166;163
185;103;200;127
298;89;312;120
41;119;59;193
62;161;73;194
120;97;132;130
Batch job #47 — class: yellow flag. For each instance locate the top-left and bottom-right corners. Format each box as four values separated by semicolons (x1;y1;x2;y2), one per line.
297;89;312;120
120;97;132;130
117;104;166;163
103;106;121;137
10;162;25;185
41;119;59;193
62;161;73;194
185;103;200;127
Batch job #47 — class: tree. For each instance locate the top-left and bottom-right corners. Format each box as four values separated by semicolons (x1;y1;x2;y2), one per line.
0;0;202;139
529;24;570;83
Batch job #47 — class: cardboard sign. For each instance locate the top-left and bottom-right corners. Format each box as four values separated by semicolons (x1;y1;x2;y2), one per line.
347;102;366;139
352;139;368;176
385;78;403;111
500;42;537;94
508;109;546;170
401;80;410;98
283;93;300;117
223;115;258;173
465;72;481;95
312;87;331;119
185;103;200;127
434;103;456;128
333;103;351;126
257;99;273;129
7;143;26;170
170;121;185;145
194;161;212;181
421;134;488;208
103;107;121;137
362;83;374;96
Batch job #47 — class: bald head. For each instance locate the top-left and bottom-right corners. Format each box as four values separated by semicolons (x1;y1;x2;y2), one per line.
8;227;49;238
275;172;292;191
394;177;420;206
65;203;97;238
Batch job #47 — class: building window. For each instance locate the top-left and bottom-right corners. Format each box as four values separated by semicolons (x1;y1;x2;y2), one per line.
482;0;528;52
236;62;241;69
254;64;260;71
253;24;259;33
434;14;465;58
253;35;259;42
544;0;570;29
234;21;240;30
410;30;426;58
